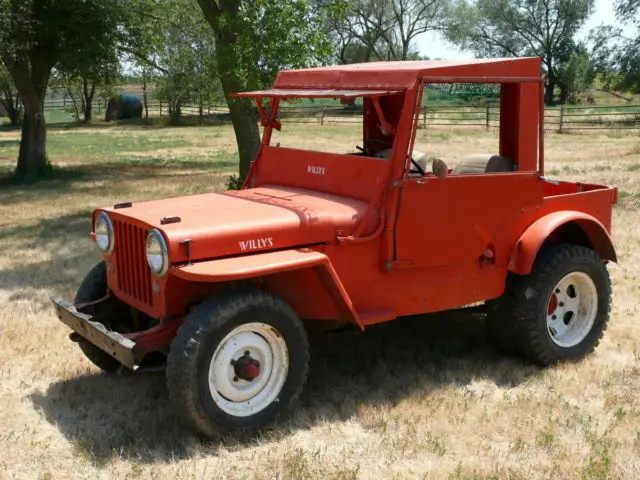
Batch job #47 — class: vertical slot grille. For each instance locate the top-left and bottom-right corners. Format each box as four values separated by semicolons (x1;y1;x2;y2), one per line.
113;219;152;306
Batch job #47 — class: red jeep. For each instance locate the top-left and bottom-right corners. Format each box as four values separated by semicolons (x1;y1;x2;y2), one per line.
51;58;618;438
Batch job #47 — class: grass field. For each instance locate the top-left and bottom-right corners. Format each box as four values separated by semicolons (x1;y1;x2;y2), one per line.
1;122;640;479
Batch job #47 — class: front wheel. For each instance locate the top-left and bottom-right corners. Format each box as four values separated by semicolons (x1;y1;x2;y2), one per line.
505;244;612;366
166;291;309;438
74;261;130;372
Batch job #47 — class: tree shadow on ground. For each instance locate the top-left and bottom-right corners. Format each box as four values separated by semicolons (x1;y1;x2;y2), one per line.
0;138;20;148
0;211;98;312
43;117;232;132
0;160;237;207
29;310;539;466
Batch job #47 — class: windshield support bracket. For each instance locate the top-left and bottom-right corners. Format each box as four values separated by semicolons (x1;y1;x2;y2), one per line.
255;98;281;131
371;96;396;136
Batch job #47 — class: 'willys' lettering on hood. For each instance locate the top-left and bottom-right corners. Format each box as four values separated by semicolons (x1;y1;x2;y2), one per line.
239;237;274;252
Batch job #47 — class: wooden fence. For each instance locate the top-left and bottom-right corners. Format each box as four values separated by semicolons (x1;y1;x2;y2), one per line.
39;98;640;132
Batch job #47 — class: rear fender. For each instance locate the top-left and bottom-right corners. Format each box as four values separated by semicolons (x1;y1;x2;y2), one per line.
171;249;364;330
508;211;617;275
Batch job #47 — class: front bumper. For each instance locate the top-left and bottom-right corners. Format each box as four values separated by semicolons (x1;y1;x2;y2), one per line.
50;295;137;370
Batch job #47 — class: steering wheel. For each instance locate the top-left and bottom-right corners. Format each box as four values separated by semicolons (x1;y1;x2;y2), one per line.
409;158;426;176
356;138;427;176
363;138;393;155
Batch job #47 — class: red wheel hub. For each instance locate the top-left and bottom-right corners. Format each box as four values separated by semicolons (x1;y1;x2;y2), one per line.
232;352;261;382
242;362;260;381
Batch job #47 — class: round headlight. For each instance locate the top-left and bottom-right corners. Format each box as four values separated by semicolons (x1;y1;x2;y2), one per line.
94;212;114;253
146;229;169;277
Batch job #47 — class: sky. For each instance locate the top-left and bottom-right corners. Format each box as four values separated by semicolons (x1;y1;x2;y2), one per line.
414;0;633;60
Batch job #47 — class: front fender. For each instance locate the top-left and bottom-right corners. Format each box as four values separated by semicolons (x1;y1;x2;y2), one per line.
171;249;364;329
508;211;617;275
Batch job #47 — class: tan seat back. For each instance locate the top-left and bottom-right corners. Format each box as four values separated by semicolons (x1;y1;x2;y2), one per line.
376;148;428;173
451;154;514;175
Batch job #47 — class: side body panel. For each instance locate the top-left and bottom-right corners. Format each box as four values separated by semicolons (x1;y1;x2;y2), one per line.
394;173;544;269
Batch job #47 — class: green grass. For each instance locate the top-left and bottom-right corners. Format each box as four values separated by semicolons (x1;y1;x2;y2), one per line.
0;123;235;180
44;132;190;157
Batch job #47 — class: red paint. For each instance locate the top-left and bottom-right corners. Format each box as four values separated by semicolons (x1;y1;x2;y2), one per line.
76;58;616;365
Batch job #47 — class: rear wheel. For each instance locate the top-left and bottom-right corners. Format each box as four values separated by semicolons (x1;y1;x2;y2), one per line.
502;244;611;366
74;261;130;372
166;290;309;438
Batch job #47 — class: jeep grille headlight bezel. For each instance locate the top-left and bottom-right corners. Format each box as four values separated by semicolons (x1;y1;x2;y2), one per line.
146;229;169;277
94;211;115;254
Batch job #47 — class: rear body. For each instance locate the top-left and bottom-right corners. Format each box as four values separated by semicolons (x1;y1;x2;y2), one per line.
50;57;617;437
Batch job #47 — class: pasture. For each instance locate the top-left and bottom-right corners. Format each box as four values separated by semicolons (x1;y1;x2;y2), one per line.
0;122;639;479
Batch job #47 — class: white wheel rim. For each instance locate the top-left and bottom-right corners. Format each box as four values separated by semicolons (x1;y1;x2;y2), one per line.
208;322;289;417
546;272;598;348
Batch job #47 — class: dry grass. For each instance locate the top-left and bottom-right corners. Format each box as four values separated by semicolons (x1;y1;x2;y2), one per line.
0;123;639;479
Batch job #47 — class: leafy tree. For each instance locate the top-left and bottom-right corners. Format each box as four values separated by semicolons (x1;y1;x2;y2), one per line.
556;43;595;103
589;1;640;93
329;0;443;64
196;0;340;179
0;0;122;181
150;1;222;122
51;53;120;123
444;0;594;105
382;0;444;60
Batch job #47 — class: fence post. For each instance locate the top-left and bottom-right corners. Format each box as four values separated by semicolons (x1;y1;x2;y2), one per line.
422;106;426;129
485;105;490;130
559;105;564;133
320;106;325;126
160;100;163;117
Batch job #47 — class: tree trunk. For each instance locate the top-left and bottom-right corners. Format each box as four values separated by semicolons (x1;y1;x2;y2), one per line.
544;81;555;106
198;0;261;181
224;90;260;180
559;85;570;105
0;90;22;126
142;68;149;121
16;96;47;180
82;78;96;122
67;87;81;121
8;57;52;181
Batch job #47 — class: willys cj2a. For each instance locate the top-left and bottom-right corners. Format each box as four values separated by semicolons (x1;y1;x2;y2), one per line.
51;57;618;438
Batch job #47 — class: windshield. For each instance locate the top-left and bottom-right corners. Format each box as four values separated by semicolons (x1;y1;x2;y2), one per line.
263;91;405;159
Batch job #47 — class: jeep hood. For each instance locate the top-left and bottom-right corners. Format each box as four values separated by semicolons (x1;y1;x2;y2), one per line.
102;186;371;262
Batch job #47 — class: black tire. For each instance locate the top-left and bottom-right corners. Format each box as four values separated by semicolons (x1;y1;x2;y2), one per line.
166;290;309;438
73;261;127;372
502;243;612;366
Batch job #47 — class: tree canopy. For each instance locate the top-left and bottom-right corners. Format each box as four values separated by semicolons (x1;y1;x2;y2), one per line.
0;0;122;180
196;0;342;179
330;0;442;63
444;0;595;104
589;0;640;93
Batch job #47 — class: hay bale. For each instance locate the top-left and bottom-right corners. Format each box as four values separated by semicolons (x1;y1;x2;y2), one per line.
105;94;143;121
